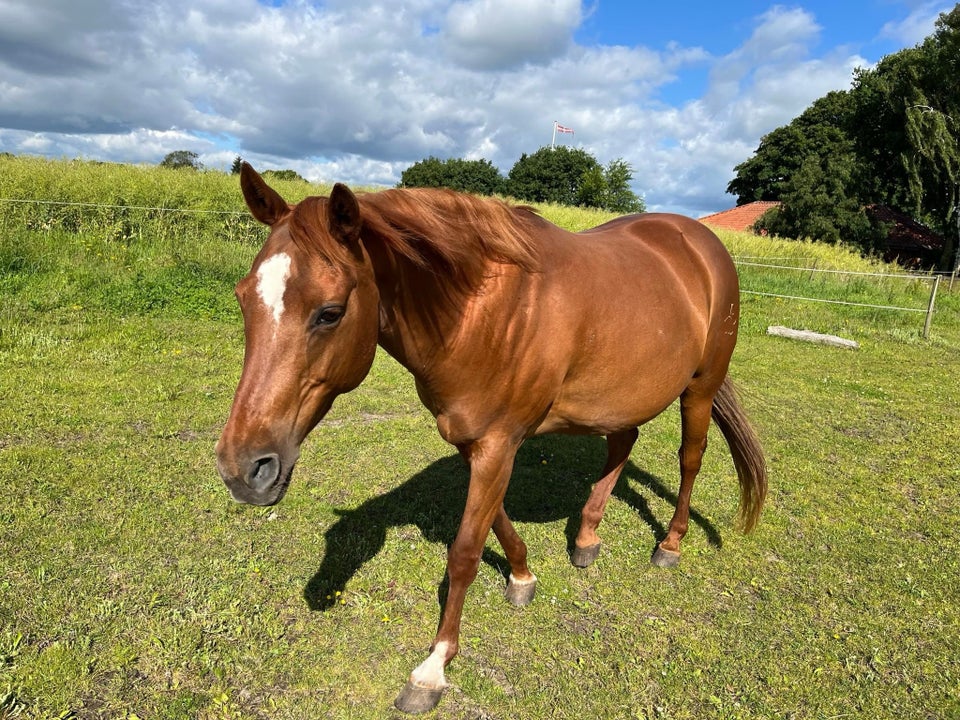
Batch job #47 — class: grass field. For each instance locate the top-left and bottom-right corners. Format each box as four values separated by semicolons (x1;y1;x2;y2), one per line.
1;158;959;719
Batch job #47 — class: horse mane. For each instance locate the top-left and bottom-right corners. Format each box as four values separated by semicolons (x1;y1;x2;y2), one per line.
289;188;543;289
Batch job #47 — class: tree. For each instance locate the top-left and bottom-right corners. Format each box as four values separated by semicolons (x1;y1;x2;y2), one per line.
577;158;645;213
159;150;202;171
506;146;602;206
398;157;505;195
401;151;644;212
755;153;884;252
727;91;860;205
263;169;308;183
728;6;960;265
576;165;608;209
602;159;645;213
848;10;960;268
231;156;243;174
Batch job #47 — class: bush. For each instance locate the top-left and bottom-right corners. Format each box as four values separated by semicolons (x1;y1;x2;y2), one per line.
506;146;600;206
159;150;203;171
398;157;505;195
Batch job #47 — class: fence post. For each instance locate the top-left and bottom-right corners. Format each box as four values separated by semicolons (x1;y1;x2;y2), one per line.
923;275;940;339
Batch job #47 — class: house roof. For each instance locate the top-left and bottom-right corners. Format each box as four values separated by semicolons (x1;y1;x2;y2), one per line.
699;201;780;232
864;204;944;268
699;200;944;268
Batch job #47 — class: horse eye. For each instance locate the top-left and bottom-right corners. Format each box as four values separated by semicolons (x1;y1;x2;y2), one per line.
313;305;345;328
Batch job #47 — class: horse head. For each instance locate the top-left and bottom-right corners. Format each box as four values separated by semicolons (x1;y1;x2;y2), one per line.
216;164;380;505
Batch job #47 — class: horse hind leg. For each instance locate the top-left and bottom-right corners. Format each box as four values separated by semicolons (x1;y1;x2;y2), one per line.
652;390;712;568
571;427;639;568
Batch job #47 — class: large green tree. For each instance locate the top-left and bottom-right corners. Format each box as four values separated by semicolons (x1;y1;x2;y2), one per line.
398;156;505;195
602;159;646;214
848;9;959;267
577;158;645;213
755;153;884;252
729;6;960;266
398;149;644;212
506;146;602;206
727;91;860;204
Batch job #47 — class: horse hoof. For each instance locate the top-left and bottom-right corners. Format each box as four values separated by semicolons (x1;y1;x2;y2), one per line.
571;542;601;568
394;681;444;714
504;573;537;606
651;545;681;568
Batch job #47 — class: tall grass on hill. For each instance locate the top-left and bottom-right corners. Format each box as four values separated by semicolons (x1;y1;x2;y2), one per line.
0;155;328;246
1;155;953;337
713;228;950;339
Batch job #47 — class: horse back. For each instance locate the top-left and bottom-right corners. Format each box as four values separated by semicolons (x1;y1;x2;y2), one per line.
523;213;741;434
416;212;741;442
548;212;738;324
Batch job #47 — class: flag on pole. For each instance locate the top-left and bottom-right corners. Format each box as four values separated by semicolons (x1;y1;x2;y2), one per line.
551;121;575;149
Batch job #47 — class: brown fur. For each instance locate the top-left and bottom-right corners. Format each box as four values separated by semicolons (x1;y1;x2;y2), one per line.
217;164;767;713
290;188;541;293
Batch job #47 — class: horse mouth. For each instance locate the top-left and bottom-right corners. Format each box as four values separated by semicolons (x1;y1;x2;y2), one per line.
220;455;297;507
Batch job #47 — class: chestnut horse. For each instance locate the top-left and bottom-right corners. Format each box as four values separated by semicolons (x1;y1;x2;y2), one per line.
216;164;766;713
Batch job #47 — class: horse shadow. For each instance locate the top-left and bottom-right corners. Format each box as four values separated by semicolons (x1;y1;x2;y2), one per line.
304;435;721;610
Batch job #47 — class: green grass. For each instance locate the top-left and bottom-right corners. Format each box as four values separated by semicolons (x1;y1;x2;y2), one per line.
714;227;949;337
1;158;959;719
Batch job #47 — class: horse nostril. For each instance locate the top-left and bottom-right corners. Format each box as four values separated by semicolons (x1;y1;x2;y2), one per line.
247;454;281;492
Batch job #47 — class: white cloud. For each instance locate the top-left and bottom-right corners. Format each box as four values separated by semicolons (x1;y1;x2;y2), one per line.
443;0;582;70
879;2;951;46
0;1;921;217
565;7;869;215
0;126;213;164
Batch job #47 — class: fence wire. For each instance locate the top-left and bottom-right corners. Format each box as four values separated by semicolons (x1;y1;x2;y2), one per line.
733;259;941;336
0;198;946;334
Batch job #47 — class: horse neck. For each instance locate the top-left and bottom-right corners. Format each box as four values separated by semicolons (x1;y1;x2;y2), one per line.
364;239;469;376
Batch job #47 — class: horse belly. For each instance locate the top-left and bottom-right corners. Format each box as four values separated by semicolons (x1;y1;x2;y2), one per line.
535;350;698;436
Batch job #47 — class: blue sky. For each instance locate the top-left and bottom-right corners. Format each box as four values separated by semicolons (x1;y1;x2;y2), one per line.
577;0;938;105
581;2;889;51
0;0;953;216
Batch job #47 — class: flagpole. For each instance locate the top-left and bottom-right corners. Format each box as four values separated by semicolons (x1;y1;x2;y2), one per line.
551;121;557;150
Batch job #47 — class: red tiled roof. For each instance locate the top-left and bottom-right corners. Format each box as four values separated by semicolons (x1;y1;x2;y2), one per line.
699;201;780;232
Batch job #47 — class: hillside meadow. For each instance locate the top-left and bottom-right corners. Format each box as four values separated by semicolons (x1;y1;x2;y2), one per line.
1;156;958;719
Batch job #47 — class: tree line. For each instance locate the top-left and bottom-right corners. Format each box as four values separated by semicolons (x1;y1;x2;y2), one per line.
398;146;645;214
161;152;310;184
728;5;959;268
163;149;644;214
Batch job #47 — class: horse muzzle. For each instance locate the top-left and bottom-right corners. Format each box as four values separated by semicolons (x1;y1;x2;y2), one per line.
215;444;299;506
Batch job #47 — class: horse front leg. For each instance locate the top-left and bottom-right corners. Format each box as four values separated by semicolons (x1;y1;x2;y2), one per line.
571;427;639;567
394;437;519;714
492;505;537;606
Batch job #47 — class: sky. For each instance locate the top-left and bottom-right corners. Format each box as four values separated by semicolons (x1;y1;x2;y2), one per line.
0;0;954;217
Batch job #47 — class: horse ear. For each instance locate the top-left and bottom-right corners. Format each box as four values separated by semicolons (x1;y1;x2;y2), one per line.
328;183;362;245
240;162;290;226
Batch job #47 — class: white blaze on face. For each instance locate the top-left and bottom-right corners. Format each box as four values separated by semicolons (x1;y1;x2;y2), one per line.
256;253;292;327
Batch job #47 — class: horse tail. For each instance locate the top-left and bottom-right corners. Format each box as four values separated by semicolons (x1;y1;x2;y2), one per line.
711;376;767;533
